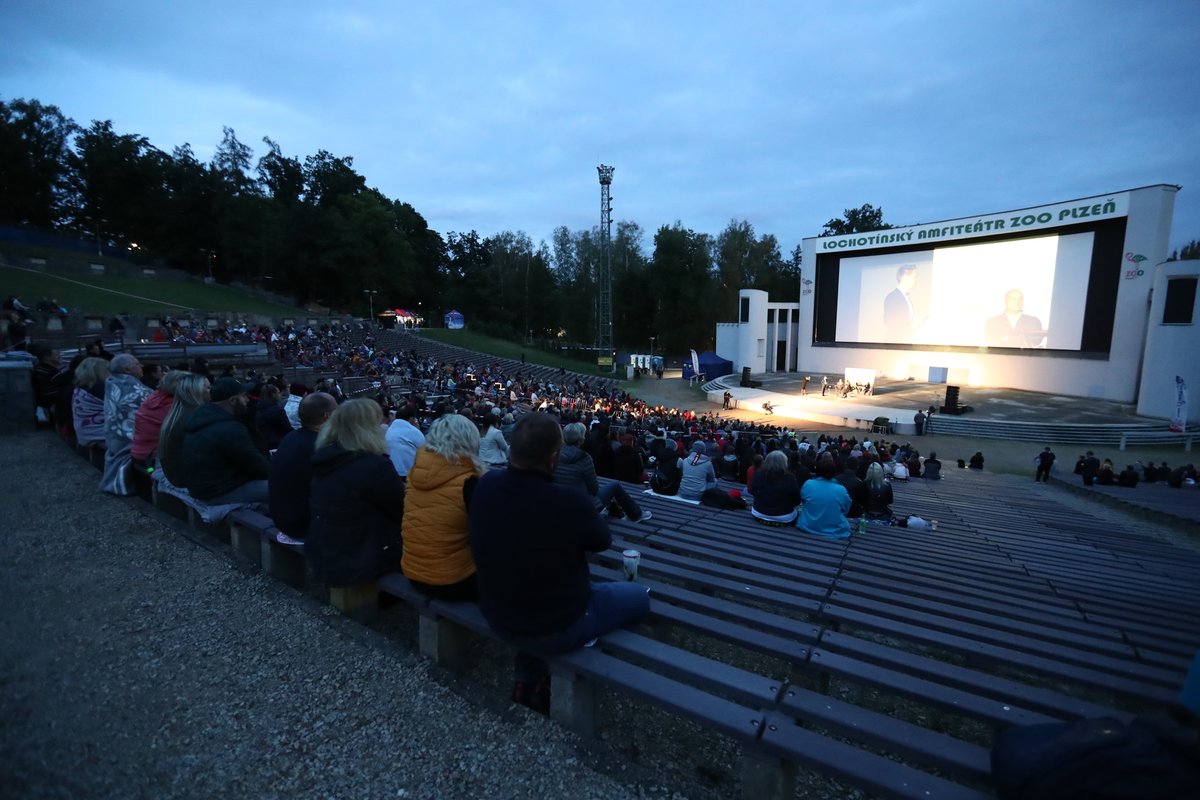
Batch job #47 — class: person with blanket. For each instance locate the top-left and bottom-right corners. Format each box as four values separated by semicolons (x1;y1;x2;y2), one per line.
100;354;152;495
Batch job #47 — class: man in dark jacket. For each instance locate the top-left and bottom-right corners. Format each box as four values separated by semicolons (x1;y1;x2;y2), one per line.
267;392;336;543
470;413;650;712
1081;451;1101;486
1117;465;1140;488
182;377;269;503
834;457;864;518
1035;447;1056;483
554;422;650;521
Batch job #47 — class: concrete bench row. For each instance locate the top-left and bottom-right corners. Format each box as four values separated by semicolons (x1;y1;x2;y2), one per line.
133;458;1000;797
68;439;1197;798
191;497;994;799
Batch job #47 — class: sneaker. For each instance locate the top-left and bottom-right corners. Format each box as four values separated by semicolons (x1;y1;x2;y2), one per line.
583;637;598;648
276;532;304;547
636;511;653;523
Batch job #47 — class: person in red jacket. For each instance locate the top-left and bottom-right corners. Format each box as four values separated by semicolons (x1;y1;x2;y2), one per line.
131;369;184;470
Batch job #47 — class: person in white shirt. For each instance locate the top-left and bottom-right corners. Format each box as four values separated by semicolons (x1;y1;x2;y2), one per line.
478;408;510;468
385;403;426;481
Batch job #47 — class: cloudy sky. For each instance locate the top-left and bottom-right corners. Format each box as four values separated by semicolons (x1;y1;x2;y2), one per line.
3;1;1198;256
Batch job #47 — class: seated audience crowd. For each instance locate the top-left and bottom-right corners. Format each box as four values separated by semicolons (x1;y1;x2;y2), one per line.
24;322;1197;716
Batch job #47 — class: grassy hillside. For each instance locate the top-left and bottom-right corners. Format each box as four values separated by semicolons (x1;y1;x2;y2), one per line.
418;328;617;377
1;264;303;317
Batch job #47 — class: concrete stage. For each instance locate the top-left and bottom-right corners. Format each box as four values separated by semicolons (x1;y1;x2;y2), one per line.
706;372;1156;437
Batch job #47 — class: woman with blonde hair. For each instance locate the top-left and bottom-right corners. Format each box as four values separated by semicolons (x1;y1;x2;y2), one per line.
402;413;487;600
72;357;111;446
307;398;405;587
156;374;210;488
857;461;895;522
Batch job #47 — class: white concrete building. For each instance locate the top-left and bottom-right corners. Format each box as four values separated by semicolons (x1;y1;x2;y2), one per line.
716;184;1198;424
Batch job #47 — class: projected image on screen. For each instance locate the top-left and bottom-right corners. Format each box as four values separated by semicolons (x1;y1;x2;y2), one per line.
834;232;1094;349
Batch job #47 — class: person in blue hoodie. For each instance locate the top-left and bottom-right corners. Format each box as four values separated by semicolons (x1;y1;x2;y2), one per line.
798;453;852;539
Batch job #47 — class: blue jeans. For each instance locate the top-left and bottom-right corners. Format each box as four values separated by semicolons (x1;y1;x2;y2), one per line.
597;482;642;518
505;582;651;682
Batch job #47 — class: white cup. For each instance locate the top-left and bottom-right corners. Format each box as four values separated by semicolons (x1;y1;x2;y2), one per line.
930;519;939;530
622;549;641;581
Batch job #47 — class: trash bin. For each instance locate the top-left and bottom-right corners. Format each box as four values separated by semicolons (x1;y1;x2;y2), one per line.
0;352;36;435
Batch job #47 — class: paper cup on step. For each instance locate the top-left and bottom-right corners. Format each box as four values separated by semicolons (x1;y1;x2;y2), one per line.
930;519;939;530
622;549;641;581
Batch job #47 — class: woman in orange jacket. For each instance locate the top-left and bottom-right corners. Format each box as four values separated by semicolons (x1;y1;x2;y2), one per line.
401;414;488;600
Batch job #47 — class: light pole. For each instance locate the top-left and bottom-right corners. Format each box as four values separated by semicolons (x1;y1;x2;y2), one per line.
363;289;378;320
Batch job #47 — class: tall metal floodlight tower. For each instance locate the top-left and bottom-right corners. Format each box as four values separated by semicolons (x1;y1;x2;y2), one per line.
597;164;615;369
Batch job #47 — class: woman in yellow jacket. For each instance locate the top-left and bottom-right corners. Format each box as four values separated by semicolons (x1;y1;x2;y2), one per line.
401;413;487;600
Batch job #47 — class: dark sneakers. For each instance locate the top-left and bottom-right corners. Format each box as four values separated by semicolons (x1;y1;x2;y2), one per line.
511;675;551;715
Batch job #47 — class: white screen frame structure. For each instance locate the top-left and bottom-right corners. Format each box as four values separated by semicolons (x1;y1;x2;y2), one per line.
833;231;1094;350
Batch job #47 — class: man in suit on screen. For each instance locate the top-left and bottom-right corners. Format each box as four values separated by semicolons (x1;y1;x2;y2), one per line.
883;265;918;342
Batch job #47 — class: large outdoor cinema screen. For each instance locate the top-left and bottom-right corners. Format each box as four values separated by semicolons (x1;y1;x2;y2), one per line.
813;218;1126;355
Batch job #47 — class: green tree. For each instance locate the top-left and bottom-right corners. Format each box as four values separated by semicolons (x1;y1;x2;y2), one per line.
208;129;266;283
0;97;77;228
611;220;654;350
755;243;802;302
68;120;165;253
442;230;491;322
304;150;365;207
1167;240;1199;261
821;203;892;236
388;199;445;315
647;223;716;355
550;225;601;346
157;144;216;275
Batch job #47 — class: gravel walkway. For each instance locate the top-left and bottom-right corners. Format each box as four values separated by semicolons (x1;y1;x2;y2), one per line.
0;432;653;800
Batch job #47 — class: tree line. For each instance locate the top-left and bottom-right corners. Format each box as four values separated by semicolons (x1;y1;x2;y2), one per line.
1;97;880;355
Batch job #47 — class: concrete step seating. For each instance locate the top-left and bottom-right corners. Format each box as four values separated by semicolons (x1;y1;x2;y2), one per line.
67;437;1199;800
927;414;1185;448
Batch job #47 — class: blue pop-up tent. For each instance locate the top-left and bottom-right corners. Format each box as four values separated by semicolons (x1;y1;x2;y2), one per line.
681;350;733;380
444;310;464;329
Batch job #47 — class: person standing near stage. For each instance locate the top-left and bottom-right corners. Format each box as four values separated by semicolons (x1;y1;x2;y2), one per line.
1035;446;1056;483
914;409;927;436
1081;451;1101;486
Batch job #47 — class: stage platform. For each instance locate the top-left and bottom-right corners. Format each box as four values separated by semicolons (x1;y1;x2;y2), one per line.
706;372;1183;444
